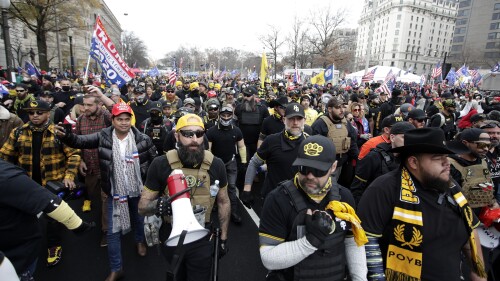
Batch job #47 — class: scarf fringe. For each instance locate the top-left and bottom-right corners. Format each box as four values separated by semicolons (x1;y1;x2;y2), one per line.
385;268;420;281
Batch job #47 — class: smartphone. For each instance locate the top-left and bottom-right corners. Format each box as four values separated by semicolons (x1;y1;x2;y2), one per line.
63;123;72;133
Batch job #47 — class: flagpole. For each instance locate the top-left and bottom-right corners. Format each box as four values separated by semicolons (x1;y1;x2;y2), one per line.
84;16;99;81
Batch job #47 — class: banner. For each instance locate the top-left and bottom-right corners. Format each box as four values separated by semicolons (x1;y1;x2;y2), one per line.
325;64;334;83
90;16;135;86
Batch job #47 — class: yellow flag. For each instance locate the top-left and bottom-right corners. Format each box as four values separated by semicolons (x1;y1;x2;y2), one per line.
311;71;325;85
260;52;268;89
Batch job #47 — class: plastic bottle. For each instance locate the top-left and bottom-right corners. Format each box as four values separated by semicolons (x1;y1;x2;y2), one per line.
210;180;220;197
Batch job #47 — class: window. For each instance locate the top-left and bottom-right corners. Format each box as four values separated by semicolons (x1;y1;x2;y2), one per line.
392;53;396;59
459;0;471;8
410;23;413;29
395;30;400;35
495;3;500;10
396;22;401;28
23;29;27;39
455;27;466;34
457;18;467;25
485;52;500;58
486;42;500;49
491;22;500;30
397;14;402;20
488;32;500;39
391;61;395;67
451;45;462;52
493;12;500;20
453;36;465;43
458;9;470;17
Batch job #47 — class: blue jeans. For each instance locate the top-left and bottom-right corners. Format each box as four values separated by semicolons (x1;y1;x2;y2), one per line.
106;196;144;272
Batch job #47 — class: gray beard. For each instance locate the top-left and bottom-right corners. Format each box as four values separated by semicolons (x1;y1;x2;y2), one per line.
243;98;256;112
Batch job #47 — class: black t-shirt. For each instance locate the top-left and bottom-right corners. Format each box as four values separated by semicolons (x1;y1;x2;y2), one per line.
486;148;500;200
130;100;154;126
53;91;76;116
260;115;284;139
0;159;55;273
357;168;479;281
144;153;228;195
259;180;355;244
257;132;306;197
206;125;243;163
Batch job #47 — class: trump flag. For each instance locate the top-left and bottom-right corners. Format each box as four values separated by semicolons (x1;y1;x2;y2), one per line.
89;16;134;86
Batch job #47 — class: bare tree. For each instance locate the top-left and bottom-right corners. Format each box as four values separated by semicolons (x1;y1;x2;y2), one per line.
9;0;99;70
309;6;348;68
121;31;149;68
259;25;286;79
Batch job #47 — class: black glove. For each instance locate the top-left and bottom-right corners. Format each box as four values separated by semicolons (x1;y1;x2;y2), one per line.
72;221;95;235
239;191;254;209
219;239;228;259
305;210;334;248
156;196;172;216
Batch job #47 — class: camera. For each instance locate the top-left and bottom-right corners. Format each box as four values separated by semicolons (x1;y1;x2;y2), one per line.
46;181;84;200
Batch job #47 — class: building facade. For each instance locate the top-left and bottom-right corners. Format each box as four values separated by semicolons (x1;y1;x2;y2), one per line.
355;0;458;76
0;0;122;73
449;0;500;69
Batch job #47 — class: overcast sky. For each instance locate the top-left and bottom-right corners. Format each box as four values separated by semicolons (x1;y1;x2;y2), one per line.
105;0;365;60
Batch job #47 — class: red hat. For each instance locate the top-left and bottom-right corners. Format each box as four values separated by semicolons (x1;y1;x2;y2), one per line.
207;90;217;99
111;102;133;116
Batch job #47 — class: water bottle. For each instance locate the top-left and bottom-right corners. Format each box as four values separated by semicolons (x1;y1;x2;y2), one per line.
210;180;220;197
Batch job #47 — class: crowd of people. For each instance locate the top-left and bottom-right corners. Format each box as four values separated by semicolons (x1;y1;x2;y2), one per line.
1;69;500;281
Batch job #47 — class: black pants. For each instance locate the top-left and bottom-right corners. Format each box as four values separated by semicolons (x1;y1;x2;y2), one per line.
46;216;61;248
225;159;239;214
163;232;214;281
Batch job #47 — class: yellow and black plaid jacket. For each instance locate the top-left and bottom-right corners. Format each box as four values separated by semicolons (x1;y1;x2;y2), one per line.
0;122;80;186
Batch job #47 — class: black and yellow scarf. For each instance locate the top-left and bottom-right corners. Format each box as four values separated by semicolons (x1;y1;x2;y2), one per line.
385;167;486;280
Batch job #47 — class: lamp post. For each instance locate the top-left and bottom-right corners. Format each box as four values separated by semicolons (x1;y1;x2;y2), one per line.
67;28;75;77
0;0;12;71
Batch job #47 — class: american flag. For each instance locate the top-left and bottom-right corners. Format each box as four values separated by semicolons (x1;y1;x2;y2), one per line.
294;66;301;84
361;67;377;84
456;64;469;77
431;62;442;79
376;75;396;97
384;69;395;83
468;68;478;78
168;69;177;85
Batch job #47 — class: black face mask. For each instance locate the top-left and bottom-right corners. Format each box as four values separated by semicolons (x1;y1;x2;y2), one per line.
62;86;71;92
150;112;163;124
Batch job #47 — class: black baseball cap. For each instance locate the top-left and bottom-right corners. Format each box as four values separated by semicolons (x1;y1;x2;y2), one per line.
390;122;416;135
242;86;258;96
285;103;305;118
292;135;336;171
24;100;50;111
148;101;162;112
407;109;426;120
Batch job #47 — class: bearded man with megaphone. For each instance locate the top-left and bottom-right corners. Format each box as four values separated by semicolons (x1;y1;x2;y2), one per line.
139;113;230;281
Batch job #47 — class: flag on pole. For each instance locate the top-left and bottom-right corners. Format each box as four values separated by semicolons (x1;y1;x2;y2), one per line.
384;69;394;83
445;68;457;85
294;66;301;84
361;68;377;84
169;70;177;85
420;74;426;87
324;64;334;83
260;52;268;88
491;62;500;73
89;16;135;86
148;66;159;77
0;83;9;95
311;71;325;85
25;61;41;77
456;64;469;77
431;62;442;79
404;66;413;75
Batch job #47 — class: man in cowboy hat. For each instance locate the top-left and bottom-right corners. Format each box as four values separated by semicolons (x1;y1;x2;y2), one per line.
358;127;487;281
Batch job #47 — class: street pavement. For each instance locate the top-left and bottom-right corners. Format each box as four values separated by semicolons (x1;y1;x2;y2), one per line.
34;176;268;281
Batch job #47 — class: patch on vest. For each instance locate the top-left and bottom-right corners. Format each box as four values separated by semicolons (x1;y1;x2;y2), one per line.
185;174;198;188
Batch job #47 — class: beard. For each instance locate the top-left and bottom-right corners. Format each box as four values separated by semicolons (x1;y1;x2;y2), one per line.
243;97;256;112
177;141;205;167
419;167;451;193
299;177;322;195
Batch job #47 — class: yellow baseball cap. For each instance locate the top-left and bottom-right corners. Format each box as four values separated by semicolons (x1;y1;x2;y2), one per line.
176;114;204;130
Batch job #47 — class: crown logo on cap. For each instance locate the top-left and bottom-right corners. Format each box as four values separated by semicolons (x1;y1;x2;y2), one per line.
30;101;38;107
304;143;323;156
294;105;299;112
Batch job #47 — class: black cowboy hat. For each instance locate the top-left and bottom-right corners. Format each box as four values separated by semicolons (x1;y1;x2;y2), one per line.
390;127;465;155
269;96;289;108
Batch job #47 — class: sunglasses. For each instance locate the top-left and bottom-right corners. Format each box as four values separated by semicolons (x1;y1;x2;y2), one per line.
166;90;175;93
352;109;360;112
415;118;427;123
243;93;253;97
208;107;219;111
179;130;205;138
28;111;46;116
474;142;492;149
16;89;25;92
298;166;329;177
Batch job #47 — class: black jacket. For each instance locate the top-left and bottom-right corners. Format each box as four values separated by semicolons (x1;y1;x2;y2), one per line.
63;126;157;195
